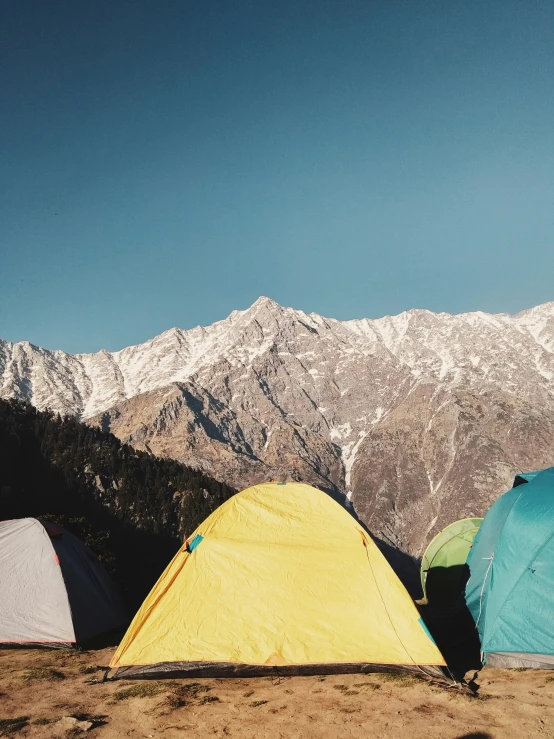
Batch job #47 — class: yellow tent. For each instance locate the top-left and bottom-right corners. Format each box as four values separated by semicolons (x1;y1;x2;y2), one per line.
110;482;445;678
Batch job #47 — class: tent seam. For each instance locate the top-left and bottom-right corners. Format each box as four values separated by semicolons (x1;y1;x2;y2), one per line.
361;536;418;668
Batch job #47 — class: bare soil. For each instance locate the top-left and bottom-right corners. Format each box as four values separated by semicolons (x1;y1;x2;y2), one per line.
1;647;553;738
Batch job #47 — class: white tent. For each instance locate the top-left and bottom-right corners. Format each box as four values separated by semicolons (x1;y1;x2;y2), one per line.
0;518;127;646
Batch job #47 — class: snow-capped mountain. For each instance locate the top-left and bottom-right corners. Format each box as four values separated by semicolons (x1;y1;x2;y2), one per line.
2;297;554;555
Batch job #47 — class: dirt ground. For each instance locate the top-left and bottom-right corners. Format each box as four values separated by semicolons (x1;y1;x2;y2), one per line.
1;647;553;738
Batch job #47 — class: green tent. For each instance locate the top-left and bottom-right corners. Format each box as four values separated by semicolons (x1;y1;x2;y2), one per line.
419;518;483;607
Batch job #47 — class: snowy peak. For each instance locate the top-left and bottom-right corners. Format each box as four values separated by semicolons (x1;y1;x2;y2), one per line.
2;298;554;420
249;295;281;310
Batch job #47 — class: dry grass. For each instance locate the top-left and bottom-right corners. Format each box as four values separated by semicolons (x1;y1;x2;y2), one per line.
380;672;420;686
166;683;214;709
448;690;494;702
79;665;100;675
21;667;65;682
113;682;167;701
250;700;268;707
72;712;107;723
353;681;380;690
0;716;30;734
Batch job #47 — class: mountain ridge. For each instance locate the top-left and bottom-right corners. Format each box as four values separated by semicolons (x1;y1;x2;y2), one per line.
2;297;554;555
3;297;554;418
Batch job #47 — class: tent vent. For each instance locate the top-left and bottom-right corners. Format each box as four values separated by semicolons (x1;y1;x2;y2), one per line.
188;534;204;553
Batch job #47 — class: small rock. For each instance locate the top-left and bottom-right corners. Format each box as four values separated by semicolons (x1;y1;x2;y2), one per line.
55;716;94;732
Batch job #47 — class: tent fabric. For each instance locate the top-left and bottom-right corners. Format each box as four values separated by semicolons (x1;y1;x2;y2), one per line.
0;518;126;646
0;519;75;644
110;482;445;677
419;518;483;607
465;468;554;667
48;525;127;643
485;652;554;669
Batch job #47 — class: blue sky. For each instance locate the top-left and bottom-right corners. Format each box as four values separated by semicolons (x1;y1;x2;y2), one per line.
1;0;553;353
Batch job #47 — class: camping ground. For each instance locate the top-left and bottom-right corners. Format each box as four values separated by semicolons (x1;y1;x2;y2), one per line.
1;647;553;738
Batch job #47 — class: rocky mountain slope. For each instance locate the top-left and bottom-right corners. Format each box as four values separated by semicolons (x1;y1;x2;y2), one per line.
2;297;554;555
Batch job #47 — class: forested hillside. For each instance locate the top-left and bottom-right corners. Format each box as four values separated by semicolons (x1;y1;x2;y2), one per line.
0;398;236;607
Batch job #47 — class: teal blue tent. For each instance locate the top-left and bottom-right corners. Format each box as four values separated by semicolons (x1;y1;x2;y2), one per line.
465;467;554;668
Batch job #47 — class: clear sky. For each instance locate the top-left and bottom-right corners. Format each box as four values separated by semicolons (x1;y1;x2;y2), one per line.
1;0;553;353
